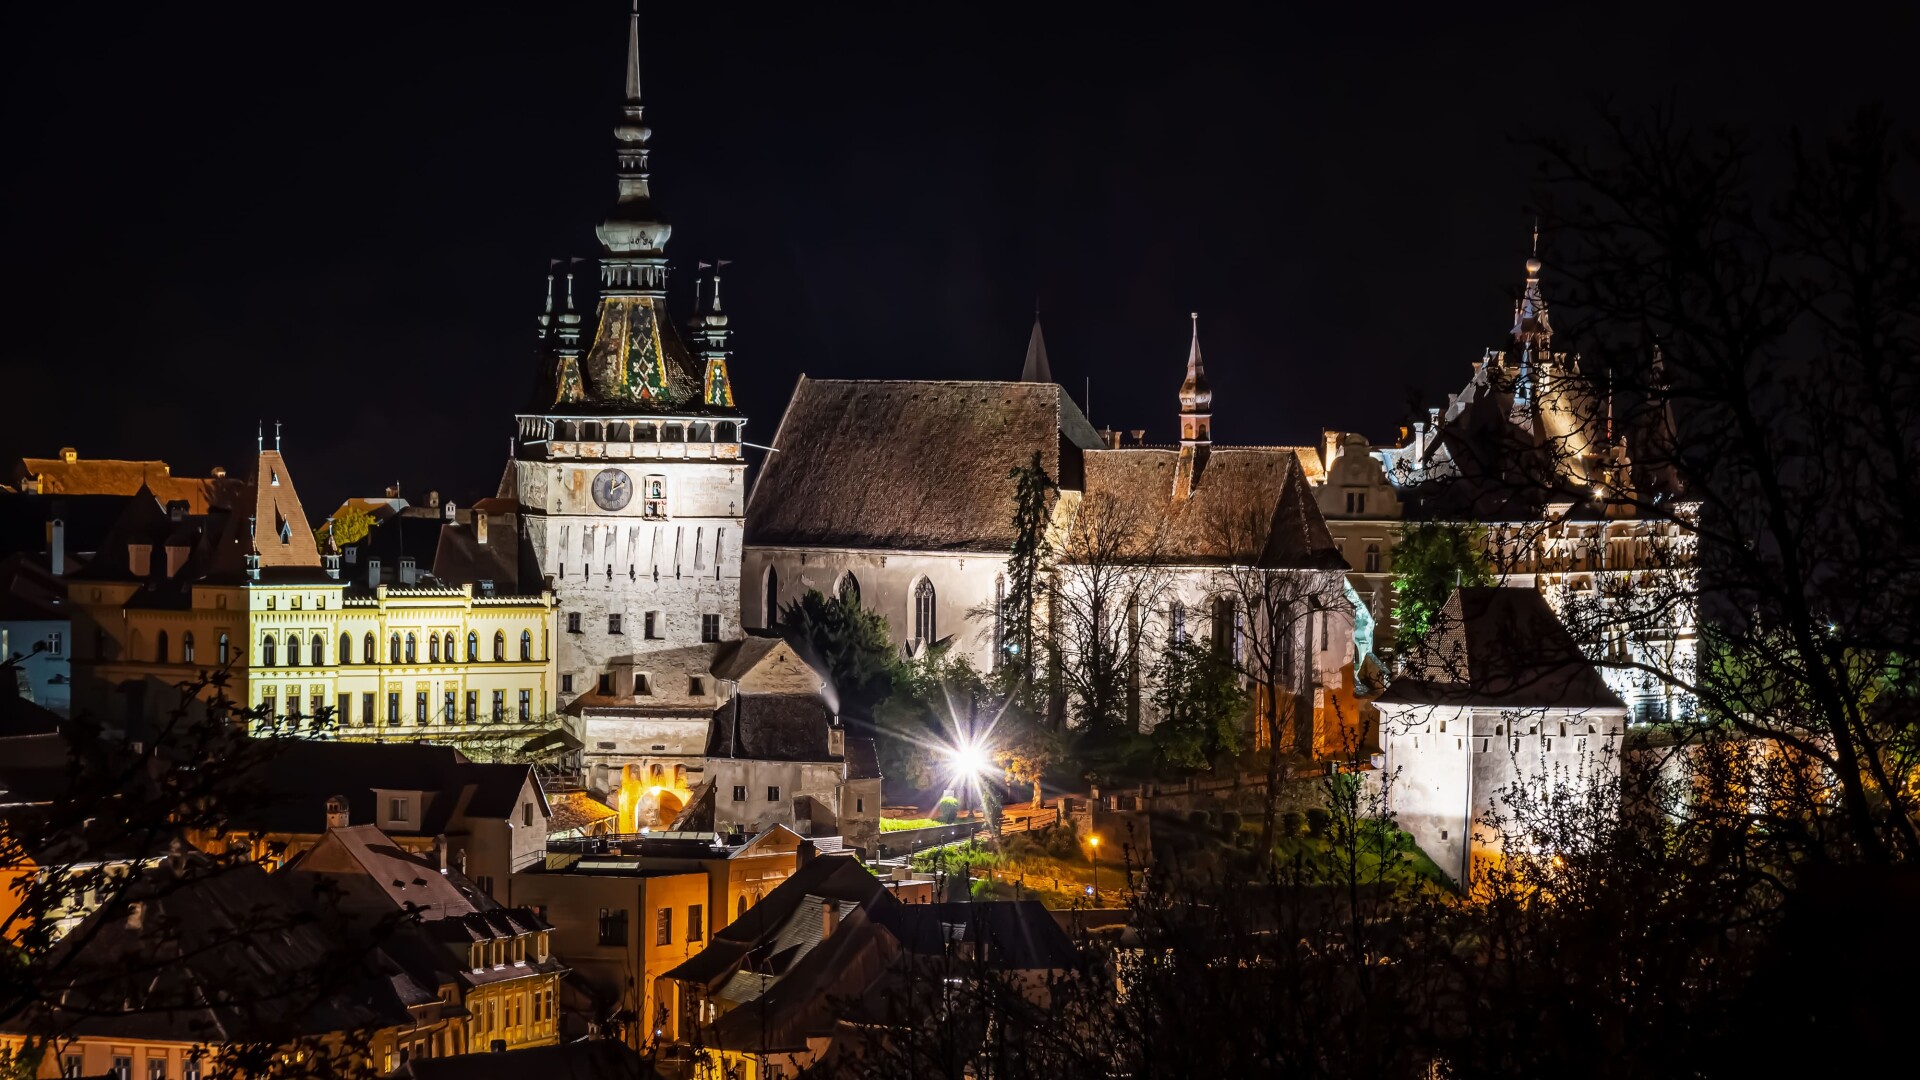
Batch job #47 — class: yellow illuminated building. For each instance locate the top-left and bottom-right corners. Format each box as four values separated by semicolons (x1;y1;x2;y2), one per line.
67;441;566;754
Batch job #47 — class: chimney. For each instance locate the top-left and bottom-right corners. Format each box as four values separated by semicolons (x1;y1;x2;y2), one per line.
476;513;489;546
60;447;77;464
1129;430;1146;446
429;490;442;509
435;834;451;874
210;466;227;478
325;794;349;830
443;500;457;521
167;500;189;522
795;838;817;870
821;898;839;939
48;518;64;577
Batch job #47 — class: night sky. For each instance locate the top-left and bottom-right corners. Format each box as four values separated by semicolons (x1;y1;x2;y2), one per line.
5;2;1915;514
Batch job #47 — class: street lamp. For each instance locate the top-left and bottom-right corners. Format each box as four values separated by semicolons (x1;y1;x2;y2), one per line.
945;737;992;821
1088;835;1101;904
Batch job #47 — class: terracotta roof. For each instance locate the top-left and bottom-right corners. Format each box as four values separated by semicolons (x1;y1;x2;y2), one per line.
11;455;244;514
747;378;1102;552
549;789;619;833
1078;447;1347;568
1375;587;1625;710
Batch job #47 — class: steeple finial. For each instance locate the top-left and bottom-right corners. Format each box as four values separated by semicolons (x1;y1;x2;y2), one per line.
1020;313;1053;383
274;420;282;452
1178;313;1212;438
624;0;642;104
256;422;263;454
1513;224;1552;346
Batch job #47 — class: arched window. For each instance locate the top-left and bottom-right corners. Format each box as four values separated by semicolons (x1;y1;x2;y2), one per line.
311;633;325;666
1364;543;1381;573
182;632;195;664
218;633;230;665
737;895;748;921
764;565;780;627
155;630;169;664
838;572;860;609
429;635;440;663
493;631;506;662
519;630;533;662
261;634;277;667
286;635;300;667
913;579;937;648
389;634;402;663
1170;600;1187;645
364;633;376;664
339;633;352;665
444;633;456;662
404;633;417;663
467;632;479;661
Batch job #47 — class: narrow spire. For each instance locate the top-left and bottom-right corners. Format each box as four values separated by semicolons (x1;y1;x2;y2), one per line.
1173;313;1212;498
274;420;282;452
256;422;263;454
1020;313;1053;383
624;0;642;104
1512;225;1552;346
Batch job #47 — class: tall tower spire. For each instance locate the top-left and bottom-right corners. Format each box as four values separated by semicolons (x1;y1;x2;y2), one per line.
1020;312;1053;383
596;0;670;293
1174;313;1212;498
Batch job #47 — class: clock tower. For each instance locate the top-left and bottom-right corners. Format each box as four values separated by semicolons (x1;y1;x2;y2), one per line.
507;3;744;813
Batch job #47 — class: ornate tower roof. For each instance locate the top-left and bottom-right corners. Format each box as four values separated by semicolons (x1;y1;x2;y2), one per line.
1174;313;1212;498
538;1;731;417
1511;224;1553;347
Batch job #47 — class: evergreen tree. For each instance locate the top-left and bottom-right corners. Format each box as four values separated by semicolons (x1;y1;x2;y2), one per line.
1389;520;1494;645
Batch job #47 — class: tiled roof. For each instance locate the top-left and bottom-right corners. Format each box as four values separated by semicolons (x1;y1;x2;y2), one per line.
706;693;838;761
393;1040;655;1080
221;741;542;838
1375;587;1625;710
747;378;1102;552
1078;447;1348;569
11;456;245;515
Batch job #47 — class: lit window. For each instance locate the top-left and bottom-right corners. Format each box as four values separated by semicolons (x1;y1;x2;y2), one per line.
261;634;277;667
913;579;937;647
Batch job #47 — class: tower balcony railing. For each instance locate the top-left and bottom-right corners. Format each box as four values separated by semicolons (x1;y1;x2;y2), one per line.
515;414;743;463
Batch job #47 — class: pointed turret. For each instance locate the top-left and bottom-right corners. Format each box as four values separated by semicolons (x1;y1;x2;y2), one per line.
596;0;670;274
251;439;321;571
1020;314;1053;383
694;261;735;408
1173;313;1212;498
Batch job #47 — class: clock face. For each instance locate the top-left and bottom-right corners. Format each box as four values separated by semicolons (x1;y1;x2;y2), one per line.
591;468;633;511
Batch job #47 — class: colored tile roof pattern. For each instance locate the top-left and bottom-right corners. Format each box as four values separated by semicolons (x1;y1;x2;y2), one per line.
747;378;1103;552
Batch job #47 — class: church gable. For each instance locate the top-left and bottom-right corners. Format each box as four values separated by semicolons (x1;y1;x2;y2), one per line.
251;449;321;569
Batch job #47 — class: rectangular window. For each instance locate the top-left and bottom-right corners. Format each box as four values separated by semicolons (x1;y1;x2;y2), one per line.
767;786;781;803
387;692;400;723
60;1056;81;1079
634;672;651;695
363;692;376;726
262;693;276;718
690;676;706;696
566;612;582;634
688;904;704;942
445;690;457;722
644;611;658;639
523;802;535;827
608;614;623;634
732;785;747;802
389;796;410;821
492;690;505;722
518;689;531;721
561;674;574;693
466;690;478;721
46;631;63;656
148;1058;166;1080
287;694;301;718
112;1058;131;1080
701;614;721;643
656;907;672;946
416;691;429;724
597;673;612;694
856;797;865;813
597;907;628;946
337;693;351;724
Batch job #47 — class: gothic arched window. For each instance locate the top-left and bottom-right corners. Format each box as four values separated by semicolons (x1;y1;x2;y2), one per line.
1170;600;1187;645
520;630;533;662
467;632;479;661
155;630;169;664
837;572;860;609
364;633;376;664
764;565;780;628
286;635;300;667
340;633;352;665
218;633;231;665
182;632;195;664
404;634;417;663
261;634;277;667
444;633;456;662
389;633;402;663
913;579;937;648
311;633;325;666
1364;543;1381;573
428;635;440;663
493;631;506;662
